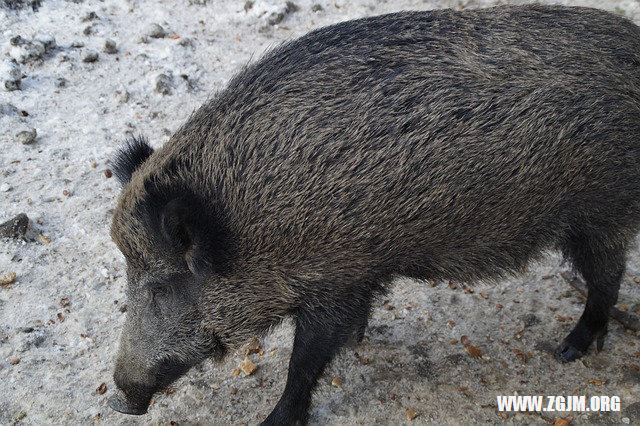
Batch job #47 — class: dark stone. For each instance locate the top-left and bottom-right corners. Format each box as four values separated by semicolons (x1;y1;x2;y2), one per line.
0;213;29;240
519;313;541;327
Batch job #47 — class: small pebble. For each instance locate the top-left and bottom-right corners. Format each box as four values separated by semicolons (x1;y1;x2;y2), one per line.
55;77;68;88
311;4;323;11
70;41;85;48
267;1;298;26
331;377;342;387
10;357;20;365
0;103;19;116
34;33;56;50
83;50;99;63
103;38;118;54
9;39;46;63
155;73;173;95
115;89;130;103
147;23;166;38
9;35;25;46
81;11;98;22
104;169;113;178
0;184;11;192
1;60;21;91
83;26;93;36
16;128;37;145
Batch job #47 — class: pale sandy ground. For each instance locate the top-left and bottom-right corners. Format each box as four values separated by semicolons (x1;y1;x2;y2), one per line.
1;0;640;424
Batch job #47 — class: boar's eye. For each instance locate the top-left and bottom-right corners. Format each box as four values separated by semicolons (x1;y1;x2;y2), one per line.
147;282;171;301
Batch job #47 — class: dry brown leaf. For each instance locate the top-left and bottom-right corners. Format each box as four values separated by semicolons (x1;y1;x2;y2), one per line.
466;346;482;358
239;357;257;376
96;382;107;395
406;408;418;421
0;272;17;287
553;416;573;426
479;291;489;299
513;349;528;363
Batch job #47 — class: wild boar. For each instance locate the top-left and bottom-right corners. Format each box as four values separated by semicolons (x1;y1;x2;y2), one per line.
107;5;640;425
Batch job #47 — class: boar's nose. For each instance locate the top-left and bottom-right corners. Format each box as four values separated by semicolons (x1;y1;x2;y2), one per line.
108;389;150;415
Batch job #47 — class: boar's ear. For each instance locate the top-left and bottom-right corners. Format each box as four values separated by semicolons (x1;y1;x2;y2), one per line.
112;135;154;186
158;196;225;276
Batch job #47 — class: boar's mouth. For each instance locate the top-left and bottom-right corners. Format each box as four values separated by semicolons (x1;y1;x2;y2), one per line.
108;390;150;415
110;358;192;415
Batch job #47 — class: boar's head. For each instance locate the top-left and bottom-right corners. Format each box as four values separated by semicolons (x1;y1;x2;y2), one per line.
107;136;229;414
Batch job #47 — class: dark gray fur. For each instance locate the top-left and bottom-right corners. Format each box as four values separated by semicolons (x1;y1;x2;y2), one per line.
108;5;640;424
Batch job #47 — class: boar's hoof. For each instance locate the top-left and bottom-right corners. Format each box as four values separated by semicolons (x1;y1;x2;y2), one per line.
108;392;149;415
554;340;585;363
555;323;607;363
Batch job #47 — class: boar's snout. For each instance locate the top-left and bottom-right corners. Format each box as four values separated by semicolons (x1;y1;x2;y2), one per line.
109;356;155;415
110;340;194;416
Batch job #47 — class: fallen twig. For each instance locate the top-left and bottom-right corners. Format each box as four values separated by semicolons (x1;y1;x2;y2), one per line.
560;271;640;332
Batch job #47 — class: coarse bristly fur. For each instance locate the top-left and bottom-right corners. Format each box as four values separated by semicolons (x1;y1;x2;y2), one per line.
107;5;640;425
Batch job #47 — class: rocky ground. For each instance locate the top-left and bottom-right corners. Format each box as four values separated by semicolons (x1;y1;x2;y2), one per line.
1;0;640;424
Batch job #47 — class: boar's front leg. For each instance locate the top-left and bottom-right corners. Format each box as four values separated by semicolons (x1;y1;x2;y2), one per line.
262;294;372;425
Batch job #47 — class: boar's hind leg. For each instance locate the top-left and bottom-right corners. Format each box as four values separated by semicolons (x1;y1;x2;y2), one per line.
261;295;373;426
555;231;626;362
